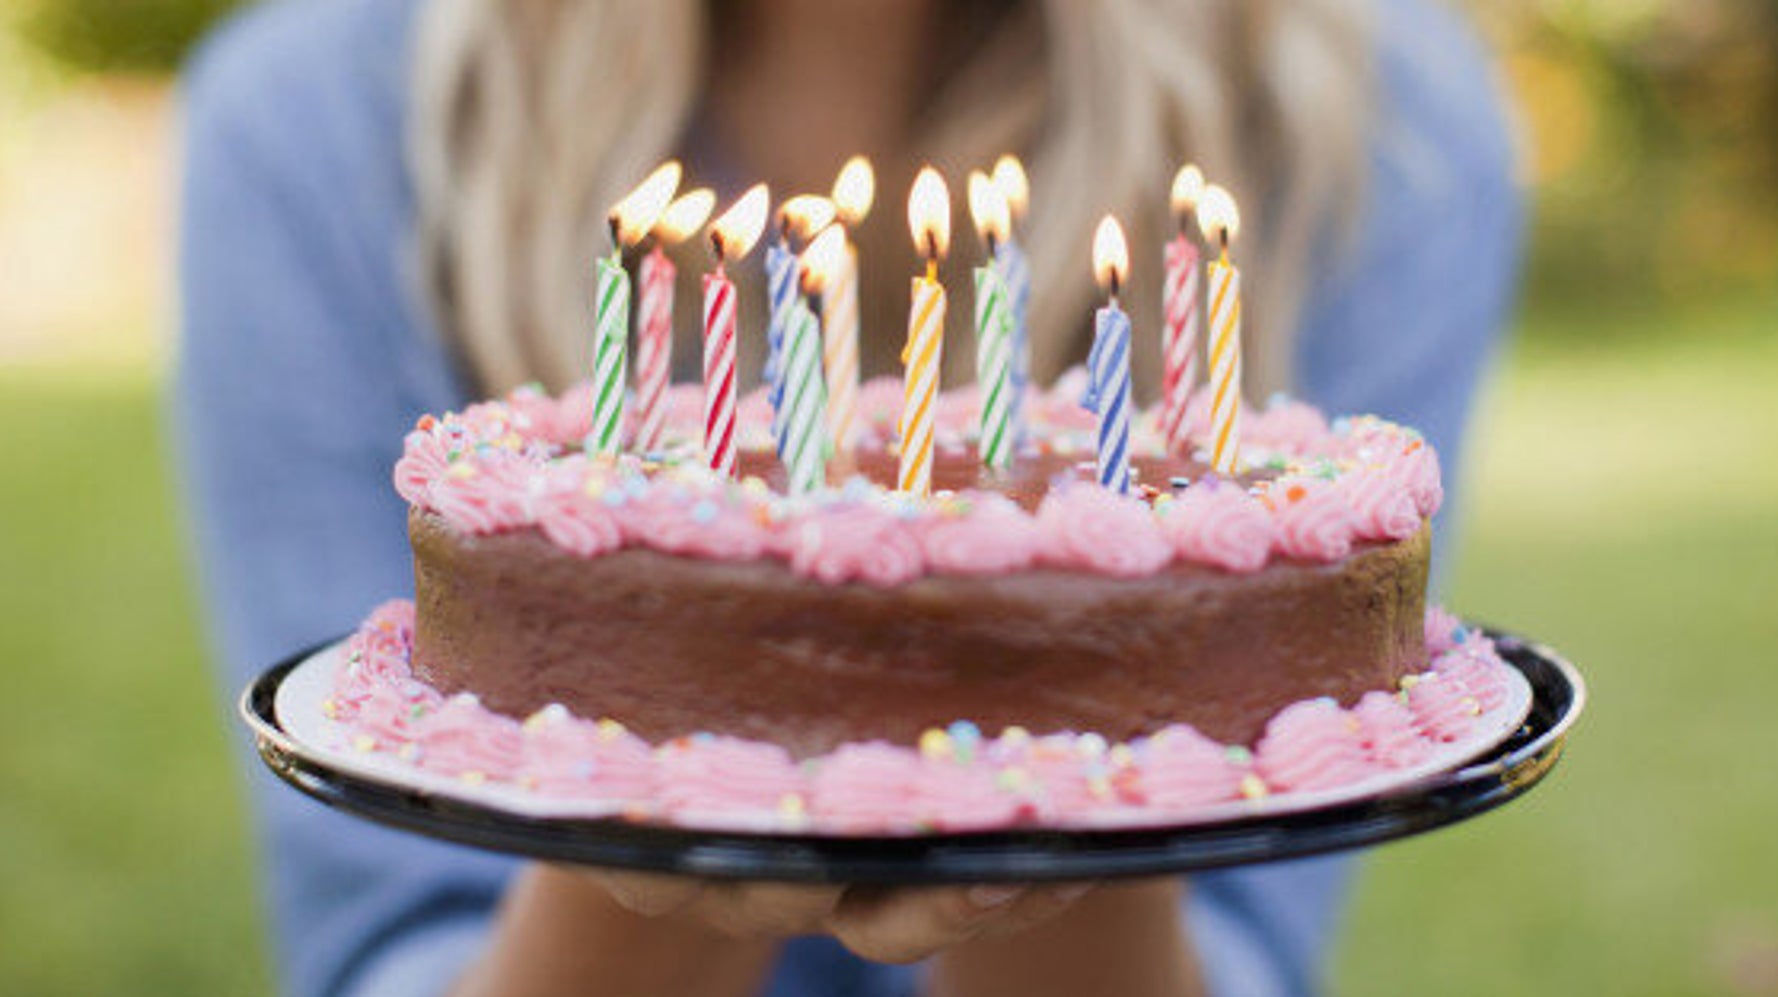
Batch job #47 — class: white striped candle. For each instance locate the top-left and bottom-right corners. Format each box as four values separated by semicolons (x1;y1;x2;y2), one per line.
1160;234;1201;454
764;240;797;459
1197;184;1244;476
781;297;827;495
633;247;674;453
974;263;1016;471
822;242;861;453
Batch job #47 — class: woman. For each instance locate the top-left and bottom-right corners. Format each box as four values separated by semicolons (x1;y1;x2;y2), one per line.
176;0;1520;994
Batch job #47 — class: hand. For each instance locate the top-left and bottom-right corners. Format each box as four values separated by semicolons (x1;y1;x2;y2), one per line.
591;869;1097;964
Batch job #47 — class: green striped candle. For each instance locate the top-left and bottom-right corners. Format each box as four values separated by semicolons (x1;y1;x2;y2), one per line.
974;263;1015;471
588;252;631;457
780;297;827;495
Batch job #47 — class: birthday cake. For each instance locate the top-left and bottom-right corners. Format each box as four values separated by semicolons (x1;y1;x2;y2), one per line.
321;376;1520;833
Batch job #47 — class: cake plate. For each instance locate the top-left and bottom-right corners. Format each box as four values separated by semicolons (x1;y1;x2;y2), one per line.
241;629;1582;883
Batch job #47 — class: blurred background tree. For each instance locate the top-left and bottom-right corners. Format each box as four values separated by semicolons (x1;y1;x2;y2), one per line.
17;0;238;75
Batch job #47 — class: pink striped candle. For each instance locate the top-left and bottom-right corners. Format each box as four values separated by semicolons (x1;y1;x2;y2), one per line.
633;247;674;453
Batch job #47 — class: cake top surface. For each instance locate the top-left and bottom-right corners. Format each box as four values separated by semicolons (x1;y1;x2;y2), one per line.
394;374;1441;583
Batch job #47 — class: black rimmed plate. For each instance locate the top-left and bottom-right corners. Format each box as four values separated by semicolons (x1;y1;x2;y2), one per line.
241;631;1583;884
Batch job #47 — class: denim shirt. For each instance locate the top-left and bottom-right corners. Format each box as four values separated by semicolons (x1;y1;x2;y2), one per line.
174;1;1519;994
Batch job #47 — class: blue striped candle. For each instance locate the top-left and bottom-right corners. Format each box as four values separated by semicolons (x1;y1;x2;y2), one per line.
1084;303;1132;494
764;241;797;458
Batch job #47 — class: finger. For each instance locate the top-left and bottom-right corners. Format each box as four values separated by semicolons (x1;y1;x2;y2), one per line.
826;884;1029;964
590;869;706;917
694;882;847;938
975;881;1098;939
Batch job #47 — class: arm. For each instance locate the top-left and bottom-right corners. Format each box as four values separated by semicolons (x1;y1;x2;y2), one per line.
173;8;507;996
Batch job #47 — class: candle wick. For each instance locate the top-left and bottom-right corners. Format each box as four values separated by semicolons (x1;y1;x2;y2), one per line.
608;215;623;253
1219;228;1230;254
986;232;998;258
709;231;726;268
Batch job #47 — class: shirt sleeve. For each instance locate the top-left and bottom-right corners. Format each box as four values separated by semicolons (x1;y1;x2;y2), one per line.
171;5;508;996
1185;2;1524;994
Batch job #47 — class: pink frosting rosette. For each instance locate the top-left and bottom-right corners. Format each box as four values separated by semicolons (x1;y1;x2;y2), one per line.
1432;642;1512;713
1254;699;1376;793
428;457;538;534
331;642;411;722
1134;724;1247;811
1265;477;1358;562
393;427;453;506
532;461;625;558
351;681;442;749
788;502;925;586
1245;398;1332;455
1338;463;1422;541
917;493;1042;575
619;484;772;561
1036;485;1173;577
1424;605;1466;655
1352;690;1434;768
810;742;928;833
1406;672;1483;742
1394;440;1444;518
913;760;1025;831
521;709;656;802
502;383;584;447
854;376;906;443
1158;479;1277;573
413;694;525;778
654;737;804;818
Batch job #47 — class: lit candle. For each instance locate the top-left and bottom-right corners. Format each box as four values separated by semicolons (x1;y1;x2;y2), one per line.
592;161;680;457
1197;184;1243;475
1086;216;1134;494
826;156;874;454
991;155;1033;445
703;185;768;478
634;188;714;454
967;171;1016;472
1160;164;1205;456
783;226;846;495
765;195;836;460
899;166;950;496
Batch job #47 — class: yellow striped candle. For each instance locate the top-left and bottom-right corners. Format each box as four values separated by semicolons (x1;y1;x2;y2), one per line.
899;167;950;495
1198;184;1243;475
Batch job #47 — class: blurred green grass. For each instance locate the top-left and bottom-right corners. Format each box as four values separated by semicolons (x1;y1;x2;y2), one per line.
0;293;1773;995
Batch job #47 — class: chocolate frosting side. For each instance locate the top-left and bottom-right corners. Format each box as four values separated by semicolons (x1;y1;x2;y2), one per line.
410;511;1429;757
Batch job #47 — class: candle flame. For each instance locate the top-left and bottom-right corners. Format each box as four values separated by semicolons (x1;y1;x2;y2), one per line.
779;195;836;243
610;161;682;247
799;225;847;297
967;170;1009;248
907;166;951;261
831;156;875;227
654;188;715;245
1170;164;1206;217
1092;214;1129;294
991;155;1029;223
709;184;769;261
1196;184;1240;247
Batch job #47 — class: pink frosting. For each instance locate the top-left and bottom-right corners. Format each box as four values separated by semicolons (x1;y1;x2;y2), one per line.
1135;725;1247;810
1254;699;1376;792
1036;485;1173;577
913;760;1025;830
1266;477;1358;561
1352;691;1434;768
1406;672;1483;742
810;742;928;832
654;737;804;817
855;376;907;443
788;503;926;586
1424;605;1466;655
1395;440;1444;518
1159;480;1277;573
326;602;1510;833
620;485;772;561
1339;463;1423;541
428;459;537;535
533;467;625;557
352;682;441;748
1433;643;1512;713
1015;739;1109;819
1246;399;1332;454
393;429;452;506
521;710;655;801
414;695;525;778
918;493;1042;575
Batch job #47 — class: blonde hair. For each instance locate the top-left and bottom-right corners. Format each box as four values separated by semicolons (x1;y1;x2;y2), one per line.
411;0;1374;401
